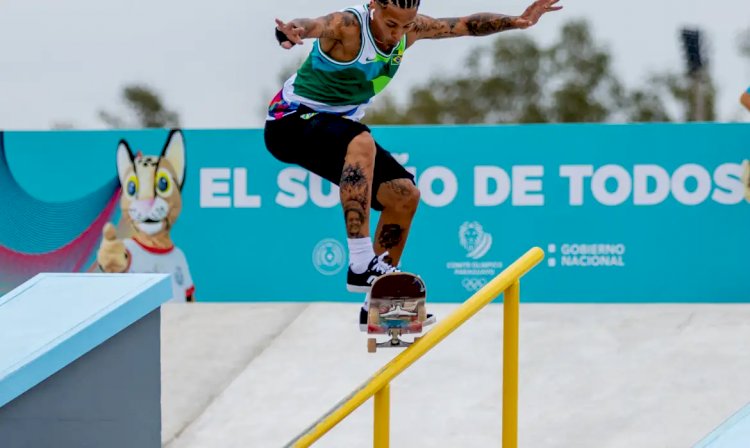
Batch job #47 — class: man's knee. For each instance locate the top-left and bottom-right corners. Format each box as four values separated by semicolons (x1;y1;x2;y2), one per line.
378;179;421;213
348;132;376;158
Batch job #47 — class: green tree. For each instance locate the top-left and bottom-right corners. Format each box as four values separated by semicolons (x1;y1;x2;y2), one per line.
618;71;718;123
623;82;673;123
656;73;716;122
367;21;630;125
738;28;750;60
545;21;627;123
622;28;718;122
365;20;728;124
99;84;180;128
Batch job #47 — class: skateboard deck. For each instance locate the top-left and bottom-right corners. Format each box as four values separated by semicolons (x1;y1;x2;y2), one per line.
366;272;427;353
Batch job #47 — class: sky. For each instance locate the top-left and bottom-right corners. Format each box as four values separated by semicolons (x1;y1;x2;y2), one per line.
0;0;748;130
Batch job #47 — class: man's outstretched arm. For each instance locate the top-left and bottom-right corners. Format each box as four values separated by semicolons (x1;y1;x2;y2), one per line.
408;0;561;43
274;13;357;49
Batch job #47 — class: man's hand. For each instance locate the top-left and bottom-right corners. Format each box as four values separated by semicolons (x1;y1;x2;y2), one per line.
514;0;563;29
275;18;305;49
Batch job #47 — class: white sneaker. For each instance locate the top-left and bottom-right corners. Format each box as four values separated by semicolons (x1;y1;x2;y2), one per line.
347;252;399;293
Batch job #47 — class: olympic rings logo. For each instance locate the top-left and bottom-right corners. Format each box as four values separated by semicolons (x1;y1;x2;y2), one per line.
461;278;488;292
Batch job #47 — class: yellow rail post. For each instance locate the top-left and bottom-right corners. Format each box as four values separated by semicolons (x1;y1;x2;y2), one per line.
286;247;544;448
373;383;390;448
503;281;520;448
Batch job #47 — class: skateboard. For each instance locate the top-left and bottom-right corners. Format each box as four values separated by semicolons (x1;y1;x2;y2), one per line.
366;272;427;353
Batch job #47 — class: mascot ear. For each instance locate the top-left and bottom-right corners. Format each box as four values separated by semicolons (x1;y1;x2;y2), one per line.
117;140;135;186
161;129;186;189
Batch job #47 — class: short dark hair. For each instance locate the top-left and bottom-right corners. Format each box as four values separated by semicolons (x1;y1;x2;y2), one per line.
376;0;420;9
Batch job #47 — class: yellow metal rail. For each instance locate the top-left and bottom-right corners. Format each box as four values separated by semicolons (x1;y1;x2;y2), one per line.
286;247;545;448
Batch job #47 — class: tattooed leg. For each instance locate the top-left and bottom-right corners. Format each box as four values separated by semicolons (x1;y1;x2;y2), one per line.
374;179;421;265
341;132;376;238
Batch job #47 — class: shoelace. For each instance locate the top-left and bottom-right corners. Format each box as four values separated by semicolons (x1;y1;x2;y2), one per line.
372;253;399;274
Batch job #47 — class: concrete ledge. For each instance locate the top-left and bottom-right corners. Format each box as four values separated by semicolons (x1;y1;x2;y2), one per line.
0;273;172;448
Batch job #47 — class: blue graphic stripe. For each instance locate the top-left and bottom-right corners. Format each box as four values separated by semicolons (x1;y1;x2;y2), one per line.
0;133;119;253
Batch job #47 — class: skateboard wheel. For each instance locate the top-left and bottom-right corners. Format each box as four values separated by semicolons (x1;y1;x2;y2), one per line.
417;303;426;323
367;338;377;353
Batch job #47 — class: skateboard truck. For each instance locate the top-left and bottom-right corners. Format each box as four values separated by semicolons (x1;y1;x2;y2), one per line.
368;330;422;353
380;305;417;319
365;272;427;353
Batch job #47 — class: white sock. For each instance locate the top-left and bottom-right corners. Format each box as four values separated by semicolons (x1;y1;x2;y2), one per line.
348;237;375;274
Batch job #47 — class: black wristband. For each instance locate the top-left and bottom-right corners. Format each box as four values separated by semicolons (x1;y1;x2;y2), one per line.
275;28;292;46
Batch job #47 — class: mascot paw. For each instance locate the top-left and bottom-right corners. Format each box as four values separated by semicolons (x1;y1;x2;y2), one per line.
97;222;129;273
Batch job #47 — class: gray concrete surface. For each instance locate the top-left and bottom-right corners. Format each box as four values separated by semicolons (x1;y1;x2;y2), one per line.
160;303;308;445
161;303;750;448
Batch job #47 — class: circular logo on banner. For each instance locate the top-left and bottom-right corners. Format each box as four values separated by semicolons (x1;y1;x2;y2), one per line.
459;221;493;260
312;239;346;276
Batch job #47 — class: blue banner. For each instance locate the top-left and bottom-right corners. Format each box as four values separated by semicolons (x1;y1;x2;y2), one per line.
1;124;748;302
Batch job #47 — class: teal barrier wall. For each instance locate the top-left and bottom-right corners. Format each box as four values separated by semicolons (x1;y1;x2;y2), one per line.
1;124;748;302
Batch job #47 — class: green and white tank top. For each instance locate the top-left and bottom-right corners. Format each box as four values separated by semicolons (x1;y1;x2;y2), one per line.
268;4;407;122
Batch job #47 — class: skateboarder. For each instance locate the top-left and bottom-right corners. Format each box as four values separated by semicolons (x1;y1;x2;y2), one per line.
264;0;563;328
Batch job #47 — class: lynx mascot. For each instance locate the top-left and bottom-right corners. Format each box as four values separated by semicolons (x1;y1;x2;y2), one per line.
97;130;195;302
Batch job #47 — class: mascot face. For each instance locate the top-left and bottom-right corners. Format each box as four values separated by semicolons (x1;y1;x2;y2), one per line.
116;130;186;236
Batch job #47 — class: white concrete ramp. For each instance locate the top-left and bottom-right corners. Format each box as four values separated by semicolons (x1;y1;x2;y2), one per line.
160;303;308;444
161;303;750;448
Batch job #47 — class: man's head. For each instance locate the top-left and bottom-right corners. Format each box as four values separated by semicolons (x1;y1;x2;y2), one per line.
368;0;420;49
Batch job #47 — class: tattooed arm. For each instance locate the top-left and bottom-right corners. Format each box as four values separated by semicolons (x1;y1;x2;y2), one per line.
408;0;562;45
274;12;358;49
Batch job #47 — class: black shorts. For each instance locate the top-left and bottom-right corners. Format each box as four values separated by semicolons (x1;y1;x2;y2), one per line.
264;108;415;211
